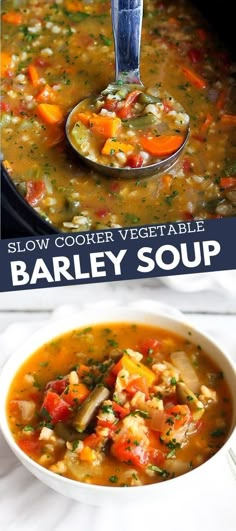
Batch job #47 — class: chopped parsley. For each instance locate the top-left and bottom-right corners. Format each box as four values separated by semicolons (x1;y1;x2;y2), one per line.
109;475;119;483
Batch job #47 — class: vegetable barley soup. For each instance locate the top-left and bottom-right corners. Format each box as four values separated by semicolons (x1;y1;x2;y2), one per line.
1;1;236;232
7;323;233;487
67;85;189;168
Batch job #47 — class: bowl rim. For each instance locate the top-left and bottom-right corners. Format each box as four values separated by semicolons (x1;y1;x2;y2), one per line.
0;305;235;496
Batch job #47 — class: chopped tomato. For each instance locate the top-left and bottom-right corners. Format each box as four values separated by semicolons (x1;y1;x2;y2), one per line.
126;153;144;168
149;447;166;466
187;48;203;63
41;391;71;424
126;376;149;397
45;378;68;394
0;101;10;112
220;177;236;189
138;338;160;357
25;180;45;206
111;437;149;468
163;101;173;112
104;372;116;388
18;435;40;454
34;57;51;68
117;90;142;119
103;98;119;112
166;404;192;430
112;401;130;419
109;181;120;193
95;208;110;219
182;157;192;173
83;433;101;448
97;419;117;430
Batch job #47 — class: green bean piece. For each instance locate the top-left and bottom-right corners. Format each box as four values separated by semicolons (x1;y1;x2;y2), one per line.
55;422;86;441
124;114;158;129
138;93;161;104
65;197;81;215
16;182;27;197
73;385;110;433
176;382;205;420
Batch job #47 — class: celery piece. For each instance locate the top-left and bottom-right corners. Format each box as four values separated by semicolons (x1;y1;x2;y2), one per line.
71;121;89;151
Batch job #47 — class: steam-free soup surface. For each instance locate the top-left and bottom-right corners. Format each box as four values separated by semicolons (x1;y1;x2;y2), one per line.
1;0;236;231
7;322;233;487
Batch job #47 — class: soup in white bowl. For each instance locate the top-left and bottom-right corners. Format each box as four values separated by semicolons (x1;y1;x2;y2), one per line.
0;307;235;505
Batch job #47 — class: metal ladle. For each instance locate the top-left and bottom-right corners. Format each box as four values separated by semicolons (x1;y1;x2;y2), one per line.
65;0;189;179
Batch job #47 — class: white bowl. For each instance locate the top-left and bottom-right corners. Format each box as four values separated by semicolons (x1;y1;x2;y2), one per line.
0;305;235;506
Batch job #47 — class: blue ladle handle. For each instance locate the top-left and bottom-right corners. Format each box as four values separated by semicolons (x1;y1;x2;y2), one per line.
111;0;143;84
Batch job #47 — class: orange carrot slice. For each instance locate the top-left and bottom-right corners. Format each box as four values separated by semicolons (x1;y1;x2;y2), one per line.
182;66;207;89
220;114;236;126
140;135;184;156
37;103;64;125
28;65;40;87
1;52;12;76
200;113;213;133
2;12;23;25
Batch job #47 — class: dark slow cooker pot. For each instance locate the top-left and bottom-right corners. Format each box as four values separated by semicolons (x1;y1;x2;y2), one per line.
1;0;234;238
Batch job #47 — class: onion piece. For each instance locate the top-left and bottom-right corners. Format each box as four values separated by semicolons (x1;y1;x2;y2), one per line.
13;400;36;421
145;408;166;432
170;351;199;393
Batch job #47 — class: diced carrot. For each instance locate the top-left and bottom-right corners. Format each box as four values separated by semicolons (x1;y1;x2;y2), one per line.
220;177;236;189
79;446;96;462
65;1;83;12
62;383;90;406
27;65;40;87
1;52;12;76
101;138;134;156
112;353;156;386
36;84;55;102
200;113;213;133
37;103;64;125
220;114;236;126
72;112;91;127
191;134;205;142
182;66;207;89
2;11;23;25
90;114;121;138
216;88;227;110
162;174;173;189
140;135;184;157
77;364;90;377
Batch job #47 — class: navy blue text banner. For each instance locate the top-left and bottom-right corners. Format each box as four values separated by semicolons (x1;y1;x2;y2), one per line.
0;217;235;292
